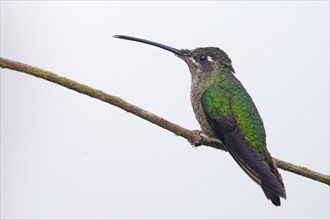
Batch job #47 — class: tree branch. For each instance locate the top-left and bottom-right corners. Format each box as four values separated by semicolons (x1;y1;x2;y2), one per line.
1;57;329;186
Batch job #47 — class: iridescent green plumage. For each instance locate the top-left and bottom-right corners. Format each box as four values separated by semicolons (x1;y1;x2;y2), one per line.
114;35;286;206
201;71;266;160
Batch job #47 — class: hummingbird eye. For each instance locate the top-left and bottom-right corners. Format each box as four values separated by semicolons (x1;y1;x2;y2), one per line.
197;54;207;63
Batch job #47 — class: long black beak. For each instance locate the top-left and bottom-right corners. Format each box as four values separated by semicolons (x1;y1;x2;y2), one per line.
113;35;182;56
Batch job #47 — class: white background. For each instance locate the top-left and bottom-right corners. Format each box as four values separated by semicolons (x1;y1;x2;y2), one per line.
1;1;329;219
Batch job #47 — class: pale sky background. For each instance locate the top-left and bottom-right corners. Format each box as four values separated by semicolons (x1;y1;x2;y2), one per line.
1;1;329;219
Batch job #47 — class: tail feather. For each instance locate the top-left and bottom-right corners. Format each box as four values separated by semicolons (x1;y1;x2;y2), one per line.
214;115;286;206
263;190;281;206
262;150;287;206
226;138;286;205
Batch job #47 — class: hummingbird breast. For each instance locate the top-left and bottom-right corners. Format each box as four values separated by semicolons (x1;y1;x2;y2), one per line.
190;77;217;137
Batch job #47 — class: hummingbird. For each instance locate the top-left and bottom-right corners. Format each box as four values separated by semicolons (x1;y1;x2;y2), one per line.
113;35;287;206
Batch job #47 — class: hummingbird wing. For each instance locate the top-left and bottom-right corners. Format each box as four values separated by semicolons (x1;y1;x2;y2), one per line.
201;84;286;206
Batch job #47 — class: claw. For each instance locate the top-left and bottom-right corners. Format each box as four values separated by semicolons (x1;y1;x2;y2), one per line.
189;130;204;147
189;130;222;147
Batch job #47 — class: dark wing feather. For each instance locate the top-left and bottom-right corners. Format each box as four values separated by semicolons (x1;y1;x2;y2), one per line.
214;112;286;206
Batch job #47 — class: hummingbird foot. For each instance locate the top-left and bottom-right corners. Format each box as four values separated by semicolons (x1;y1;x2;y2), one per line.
190;130;222;147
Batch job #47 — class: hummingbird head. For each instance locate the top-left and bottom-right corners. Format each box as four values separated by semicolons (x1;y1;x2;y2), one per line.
178;47;235;81
113;35;235;80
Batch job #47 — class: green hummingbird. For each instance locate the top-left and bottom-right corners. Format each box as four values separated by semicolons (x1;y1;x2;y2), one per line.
114;35;287;206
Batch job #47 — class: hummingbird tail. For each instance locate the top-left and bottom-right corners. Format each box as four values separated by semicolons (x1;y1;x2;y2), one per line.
262;189;281;206
214;114;287;206
228;142;286;206
262;150;287;206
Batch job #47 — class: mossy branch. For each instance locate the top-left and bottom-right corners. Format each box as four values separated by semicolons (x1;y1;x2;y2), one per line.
1;57;329;186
